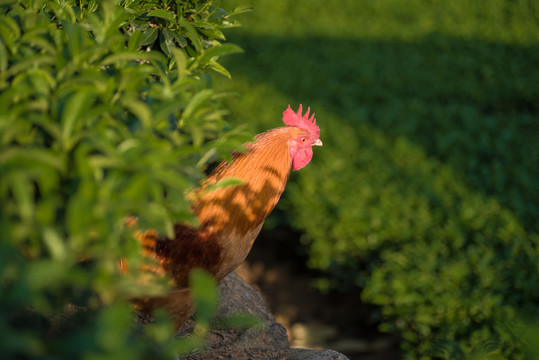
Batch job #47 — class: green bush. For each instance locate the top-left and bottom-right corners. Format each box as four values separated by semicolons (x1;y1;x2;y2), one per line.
0;0;247;358
214;0;539;358
289;125;539;358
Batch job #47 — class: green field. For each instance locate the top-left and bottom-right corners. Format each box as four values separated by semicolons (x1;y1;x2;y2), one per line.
215;1;539;358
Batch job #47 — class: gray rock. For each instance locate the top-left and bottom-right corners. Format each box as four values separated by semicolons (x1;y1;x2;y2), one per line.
182;272;349;360
287;348;350;360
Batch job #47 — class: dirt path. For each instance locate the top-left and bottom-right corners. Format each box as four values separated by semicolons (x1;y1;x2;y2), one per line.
236;227;400;360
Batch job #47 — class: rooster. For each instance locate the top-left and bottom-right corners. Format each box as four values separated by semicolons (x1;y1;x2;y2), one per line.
128;105;322;330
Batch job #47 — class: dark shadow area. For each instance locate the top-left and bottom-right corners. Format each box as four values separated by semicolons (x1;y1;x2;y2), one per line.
238;220;401;360
223;32;538;233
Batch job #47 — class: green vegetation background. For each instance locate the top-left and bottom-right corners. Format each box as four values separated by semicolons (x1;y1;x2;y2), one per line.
214;1;539;359
2;0;538;359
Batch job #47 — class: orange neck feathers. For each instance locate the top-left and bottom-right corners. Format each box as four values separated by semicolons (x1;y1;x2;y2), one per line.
192;127;302;236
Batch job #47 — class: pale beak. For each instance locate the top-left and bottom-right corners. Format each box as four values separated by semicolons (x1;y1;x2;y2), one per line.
313;138;323;146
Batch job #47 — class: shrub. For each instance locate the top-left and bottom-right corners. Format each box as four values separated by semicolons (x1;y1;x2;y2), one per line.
0;0;247;358
288;124;539;358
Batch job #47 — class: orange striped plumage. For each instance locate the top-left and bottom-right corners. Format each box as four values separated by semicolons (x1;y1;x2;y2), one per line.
129;111;321;330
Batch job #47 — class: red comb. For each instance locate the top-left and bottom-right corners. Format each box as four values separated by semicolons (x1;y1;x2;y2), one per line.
282;104;320;139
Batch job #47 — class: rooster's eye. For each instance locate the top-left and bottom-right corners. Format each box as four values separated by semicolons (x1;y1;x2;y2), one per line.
301;137;306;142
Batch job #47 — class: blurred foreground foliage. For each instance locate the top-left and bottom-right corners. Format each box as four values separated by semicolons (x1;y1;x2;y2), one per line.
0;0;248;358
215;0;539;358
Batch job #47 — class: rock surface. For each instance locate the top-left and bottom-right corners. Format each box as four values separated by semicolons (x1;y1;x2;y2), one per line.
182;272;349;360
287;349;351;360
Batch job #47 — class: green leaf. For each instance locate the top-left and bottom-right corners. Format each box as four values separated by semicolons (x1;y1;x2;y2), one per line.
202;177;244;194
121;97;152;128
26;260;66;293
175;32;187;48
190;269;218;327
198;27;225;41
0;40;9;73
181;21;203;53
21;33;57;55
147;9;175;22
139;26;158;46
0;14;21;53
182;89;213;120
152;99;184;123
62;90;92;151
9;172;34;223
100;51;160;66
0;147;66;172
171;47;187;79
128;29;142;51
207;61;231;78
43;227;66;260
159;28;175;57
4;55;55;78
199;43;243;66
66;23;83;60
47;0;77;22
209;7;228;20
